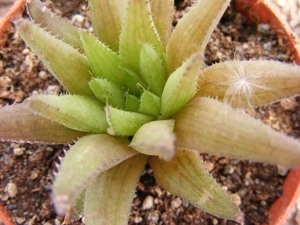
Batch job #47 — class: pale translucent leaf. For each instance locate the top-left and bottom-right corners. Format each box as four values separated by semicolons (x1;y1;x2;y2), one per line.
149;0;173;49
88;0;128;51
130;120;175;160
159;52;203;119
52;134;137;215
196;60;300;108
28;95;108;133
84;154;148;225
27;0;84;53
149;150;241;221
166;0;230;74
174;97;300;167
140;43;167;96
16;19;93;96
80;31;126;87
89;78;126;109
138;89;160;117
0;104;86;143
119;0;164;73
105;105;154;136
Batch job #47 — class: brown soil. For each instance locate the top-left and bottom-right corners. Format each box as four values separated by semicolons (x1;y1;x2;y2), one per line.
0;0;299;225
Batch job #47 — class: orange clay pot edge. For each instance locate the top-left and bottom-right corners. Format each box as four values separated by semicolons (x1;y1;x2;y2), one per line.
235;0;300;64
0;203;14;225
0;0;26;46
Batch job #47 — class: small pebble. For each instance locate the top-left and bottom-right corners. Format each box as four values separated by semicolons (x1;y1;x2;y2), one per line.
13;147;24;156
6;182;18;198
38;71;48;80
15;217;26;224
257;24;270;34
46;85;61;95
134;216;143;223
142;195;154;210
171;197;182;209
230;193;242;207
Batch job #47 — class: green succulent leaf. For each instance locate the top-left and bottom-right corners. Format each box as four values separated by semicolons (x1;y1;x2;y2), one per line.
140;43;167;96
124;69;147;95
0;104;86;143
174;97;300;167
149;0;173;49
52;134;137;215
27;0;85;53
15;19;93;96
149;149;241;221
89;78;126;109
138;89;160;117
84;154;148;225
166;0;230;74
130;120;175;160
159;52;203;119
28;95;108;133
79;30;126;87
119;0;165;73
105;105;155;136
125;93;140;112
88;0;128;51
196;60;300;108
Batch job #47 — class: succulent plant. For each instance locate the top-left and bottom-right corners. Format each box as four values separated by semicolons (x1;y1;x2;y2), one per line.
1;0;300;224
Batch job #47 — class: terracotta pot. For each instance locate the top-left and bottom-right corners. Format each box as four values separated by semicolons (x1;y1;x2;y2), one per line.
0;0;299;224
0;0;26;46
235;0;300;64
235;0;300;224
0;203;14;225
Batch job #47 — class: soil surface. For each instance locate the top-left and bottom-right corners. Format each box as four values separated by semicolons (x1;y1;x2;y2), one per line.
0;0;300;225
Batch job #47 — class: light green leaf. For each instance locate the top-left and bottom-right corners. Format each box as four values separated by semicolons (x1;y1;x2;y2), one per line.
149;150;241;221
124;69;147;95
0;103;86;143
89;0;128;51
149;0;173;49
130;120;175;160
125;93;140;112
174;97;300;167
28;95;108;133
16;19;93;96
52;134;137;215
84;154;148;225
166;0;230;74
159;52;203;119
105;105;154;136
196;60;300;108
79;31;126;87
89;78;126;109
27;0;84;53
140;43;167;96
119;0;164;73
138;89;160;117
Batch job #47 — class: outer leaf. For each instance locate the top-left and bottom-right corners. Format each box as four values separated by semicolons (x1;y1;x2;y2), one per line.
84;154;148;225
159;52;202;120
130;120;175;160
149;150;241;221
28;95;108;133
138;89;160;117
52;134;137;215
166;0;230;74
105;105;154;136
0;104;86;143
80;31;126;87
140;43;167;96
27;0;84;53
149;0;173;49
174;97;300;167
119;0;164;73
16;20;93;96
196;60;300;108
89;0;128;51
89;78;126;109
